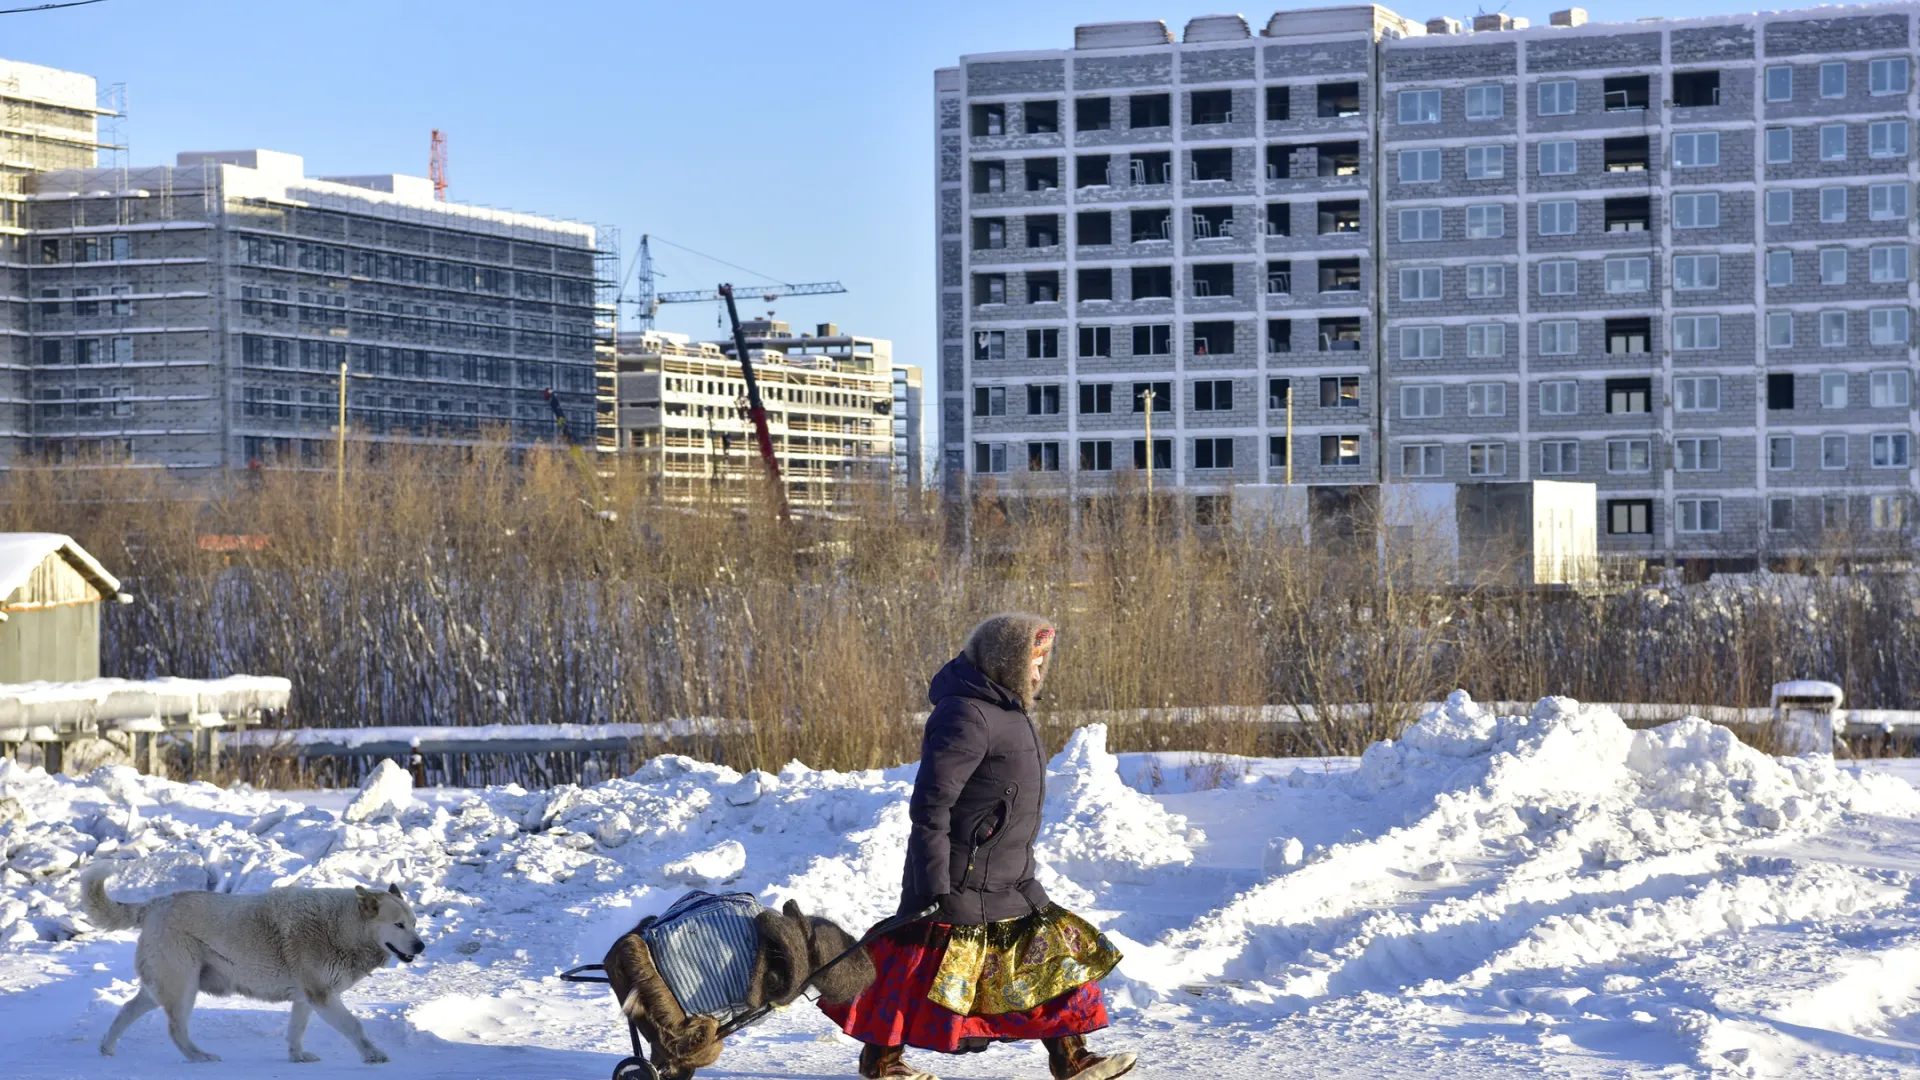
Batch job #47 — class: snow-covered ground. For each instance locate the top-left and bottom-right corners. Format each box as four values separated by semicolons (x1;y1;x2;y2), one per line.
5;693;1920;1079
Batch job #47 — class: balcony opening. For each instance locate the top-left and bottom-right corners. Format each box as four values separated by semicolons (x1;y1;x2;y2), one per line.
1191;147;1234;182
1318;199;1361;234
1605;317;1650;355
1130;207;1172;243
1025;158;1060;192
1265;85;1290;121
1267;259;1293;295
972;161;1005;194
972;217;1006;250
1131;265;1173;300
1192;204;1235;239
1317;81;1361;118
1192;264;1235;298
1673;70;1720;107
1319;257;1361;292
1076;210;1112;246
1026;214;1059;248
1129;151;1173;186
1268;318;1292;353
1603;75;1649;112
1027;271;1060;304
1076;97;1111;132
1319;316;1362;352
1078;267;1113;302
1130;92;1171;129
1606;376;1652;412
1605;195;1650;233
1193;320;1235;355
1317;141;1361;177
1191;89;1233;125
1265;201;1291;236
971;103;1006;136
1265;144;1293;180
1604;136;1649;172
1024;100;1059;134
1076;154;1110;188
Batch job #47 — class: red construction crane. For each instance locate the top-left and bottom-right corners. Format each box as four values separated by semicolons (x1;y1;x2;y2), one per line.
429;130;448;201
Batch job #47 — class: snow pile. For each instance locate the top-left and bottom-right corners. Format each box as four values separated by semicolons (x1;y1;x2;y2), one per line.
1039;724;1202;885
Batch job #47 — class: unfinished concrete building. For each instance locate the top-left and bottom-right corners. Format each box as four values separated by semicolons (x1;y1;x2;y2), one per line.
894;362;926;491
615;321;895;507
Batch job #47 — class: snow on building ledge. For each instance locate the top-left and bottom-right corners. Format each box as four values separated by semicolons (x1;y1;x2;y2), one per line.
0;675;291;740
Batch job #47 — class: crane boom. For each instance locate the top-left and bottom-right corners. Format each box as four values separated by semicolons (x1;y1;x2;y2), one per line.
655;281;846;304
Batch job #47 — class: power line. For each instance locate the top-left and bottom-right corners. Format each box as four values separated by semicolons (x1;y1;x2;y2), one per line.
644;234;790;287
0;0;108;14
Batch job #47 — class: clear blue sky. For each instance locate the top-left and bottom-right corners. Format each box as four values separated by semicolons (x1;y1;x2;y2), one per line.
11;0;1741;395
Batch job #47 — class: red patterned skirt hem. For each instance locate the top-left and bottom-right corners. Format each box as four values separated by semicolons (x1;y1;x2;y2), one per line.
818;922;1109;1053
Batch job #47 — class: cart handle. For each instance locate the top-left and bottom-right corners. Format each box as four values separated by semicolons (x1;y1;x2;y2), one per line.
713;903;939;1040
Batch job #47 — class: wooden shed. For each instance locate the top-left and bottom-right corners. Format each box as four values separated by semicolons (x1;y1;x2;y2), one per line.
0;533;123;682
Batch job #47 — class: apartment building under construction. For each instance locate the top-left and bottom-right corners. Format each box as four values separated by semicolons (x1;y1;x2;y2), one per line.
614;321;896;506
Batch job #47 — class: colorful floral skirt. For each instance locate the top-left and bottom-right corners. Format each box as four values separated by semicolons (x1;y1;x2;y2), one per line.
819;904;1121;1054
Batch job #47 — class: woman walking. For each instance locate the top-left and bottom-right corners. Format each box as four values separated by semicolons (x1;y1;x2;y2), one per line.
821;614;1135;1080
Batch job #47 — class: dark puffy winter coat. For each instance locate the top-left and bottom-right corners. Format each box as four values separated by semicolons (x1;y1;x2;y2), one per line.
898;645;1052;926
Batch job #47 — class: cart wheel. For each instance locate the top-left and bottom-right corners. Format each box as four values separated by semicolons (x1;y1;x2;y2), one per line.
612;1056;659;1080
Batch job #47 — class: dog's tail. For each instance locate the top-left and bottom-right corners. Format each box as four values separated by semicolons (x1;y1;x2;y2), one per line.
79;863;146;931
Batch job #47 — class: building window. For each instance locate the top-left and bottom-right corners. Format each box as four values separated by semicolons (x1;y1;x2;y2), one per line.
1672;315;1720;351
974;274;1006;304
1609;500;1652;535
1027;384;1061;415
1768;373;1795;410
1820;187;1847;223
973;386;1006;417
1538;140;1577;175
1467;323;1505;358
1603;256;1648;293
1465;145;1504;179
1193;437;1234;470
1672;254;1717;291
1538;200;1576;235
1538;320;1578;356
1870;121;1908;158
1818;247;1848;286
1672;192;1719;229
1467;382;1505;417
1767;497;1794;531
1673;70;1720;107
1467;442;1505;477
1027;328;1060;358
1400;384;1443;419
1131;324;1171;356
1768;436;1794;471
1266;85;1290;121
1870;183;1910;221
1767;250;1793;286
1765;127;1792;163
1465;204;1505;239
1268;377;1291;411
1765;189;1792;225
1676;498;1721;534
1607;378;1651;414
1079;325;1111;357
1465;84;1503;120
1401;444;1443;477
1822;433;1848;469
1539;440;1579;475
1872;495;1908;531
1604;438;1650;475
1132;381;1171;412
1820;310;1849;347
1466;264;1504;298
1539;380;1578;416
1400;326;1443;360
1076;97;1111;131
1028;441;1061;472
1320;434;1361;466
1820;61;1846;98
1821;371;1850;409
1768;312;1794;348
1537;260;1577;296
1872;432;1911;468
1398;148;1441;183
1268;436;1289;469
1080;383;1113;414
1400;266;1441;301
1079;440;1113;472
1320;376;1360;408
1871;57;1909;95
1674;437;1721;472
1674;376;1720;413
1193;379;1234;412
1537;79;1576;116
1398;207;1443;242
1673;132;1719;167
1192;321;1235;355
1871;307;1910;345
973;330;1005;361
1398;89;1441;124
973;443;1008;474
1820;123;1848;161
1871;370;1911;407
1133;438;1172;470
1764;65;1793;101
1267;319;1292;353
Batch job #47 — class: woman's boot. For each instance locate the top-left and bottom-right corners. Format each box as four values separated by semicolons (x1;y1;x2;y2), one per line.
859;1043;937;1080
1043;1035;1137;1080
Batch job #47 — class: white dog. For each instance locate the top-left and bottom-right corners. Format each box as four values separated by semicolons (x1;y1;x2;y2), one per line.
80;863;426;1064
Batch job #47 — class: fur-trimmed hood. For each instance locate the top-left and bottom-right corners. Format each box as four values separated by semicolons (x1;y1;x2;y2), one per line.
958;612;1056;713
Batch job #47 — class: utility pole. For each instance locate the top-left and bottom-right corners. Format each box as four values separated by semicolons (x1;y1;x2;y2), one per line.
335;361;348;543
1142;387;1156;538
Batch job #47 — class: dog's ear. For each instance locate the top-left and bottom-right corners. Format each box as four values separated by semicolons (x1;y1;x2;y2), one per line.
387;882;403;899
355;886;381;919
782;899;805;922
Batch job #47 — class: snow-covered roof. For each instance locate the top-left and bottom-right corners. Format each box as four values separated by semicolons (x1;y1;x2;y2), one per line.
0;533;120;604
1772;680;1845;707
0;675;289;739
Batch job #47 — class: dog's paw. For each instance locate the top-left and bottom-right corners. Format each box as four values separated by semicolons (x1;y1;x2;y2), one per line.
184;1050;222;1064
98;1042;115;1057
360;1046;390;1064
290;1050;321;1063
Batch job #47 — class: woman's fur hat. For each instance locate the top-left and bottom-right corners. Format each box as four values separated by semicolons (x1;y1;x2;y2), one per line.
963;612;1057;712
